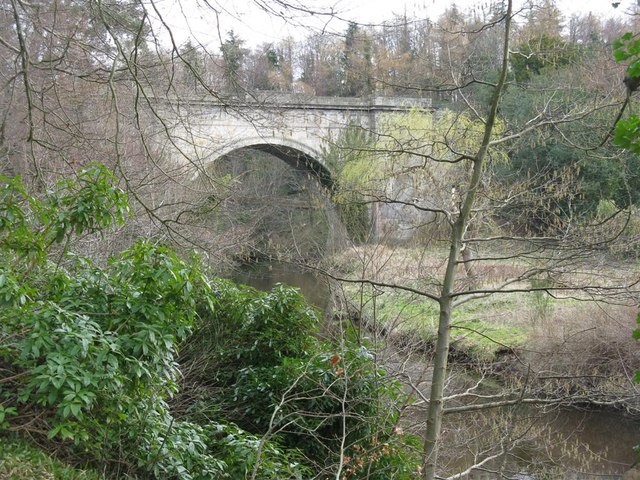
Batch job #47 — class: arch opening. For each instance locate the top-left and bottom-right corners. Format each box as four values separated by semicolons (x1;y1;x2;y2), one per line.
197;141;347;261
211;137;334;188
243;144;334;188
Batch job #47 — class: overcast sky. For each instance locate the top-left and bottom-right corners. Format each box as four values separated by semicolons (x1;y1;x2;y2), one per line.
154;0;632;48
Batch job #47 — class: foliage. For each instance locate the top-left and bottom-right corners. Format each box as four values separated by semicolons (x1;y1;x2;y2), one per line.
630;313;640;382
0;165;420;478
0;164;130;260
373;108;507;172
613;32;640;75
204;422;311;479
497;142;580;232
329;109;507;241
215;281;320;367
220;30;248;93
338;108;507;187
0;167;313;479
177;279;421;477
0;167;223;478
612;32;640;388
323;124;374;242
611;33;640;156
510;35;582;83
613;116;640;155
497;63;640;232
341;22;373;96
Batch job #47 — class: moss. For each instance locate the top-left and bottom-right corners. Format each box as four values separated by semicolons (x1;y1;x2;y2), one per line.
343;283;528;363
0;437;105;480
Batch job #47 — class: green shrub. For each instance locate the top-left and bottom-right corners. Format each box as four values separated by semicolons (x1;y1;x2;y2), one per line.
178;281;421;478
0;168;308;479
217;281;320;367
0;168;227;478
0;166;418;479
204;422;311;479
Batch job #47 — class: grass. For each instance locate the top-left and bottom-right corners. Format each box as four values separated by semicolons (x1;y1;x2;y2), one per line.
0;436;104;480
343;282;529;363
450;320;527;362
333;243;639;390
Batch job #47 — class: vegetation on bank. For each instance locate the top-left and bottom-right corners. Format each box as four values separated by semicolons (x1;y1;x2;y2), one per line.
331;244;639;409
0;167;421;479
0;436;105;480
341;280;528;363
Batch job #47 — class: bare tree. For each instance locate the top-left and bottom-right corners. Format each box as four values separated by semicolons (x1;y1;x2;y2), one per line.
3;0;639;478
317;2;640;478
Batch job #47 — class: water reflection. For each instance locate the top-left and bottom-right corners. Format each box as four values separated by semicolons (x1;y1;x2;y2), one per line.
440;405;640;479
231;260;329;312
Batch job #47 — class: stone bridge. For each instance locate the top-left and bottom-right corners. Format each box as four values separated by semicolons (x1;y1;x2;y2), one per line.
157;92;432;184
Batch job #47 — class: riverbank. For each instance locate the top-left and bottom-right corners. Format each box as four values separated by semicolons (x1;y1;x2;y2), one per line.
322;243;640;478
328;245;638;386
221;250;640;477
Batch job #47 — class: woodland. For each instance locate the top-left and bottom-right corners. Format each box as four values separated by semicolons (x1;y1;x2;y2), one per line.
1;0;640;479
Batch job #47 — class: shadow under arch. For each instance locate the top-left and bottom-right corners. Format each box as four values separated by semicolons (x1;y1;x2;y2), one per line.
207;136;350;254
213;137;334;188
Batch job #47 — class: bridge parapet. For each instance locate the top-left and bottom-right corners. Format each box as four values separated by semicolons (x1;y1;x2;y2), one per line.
152;93;432;179
176;92;431;112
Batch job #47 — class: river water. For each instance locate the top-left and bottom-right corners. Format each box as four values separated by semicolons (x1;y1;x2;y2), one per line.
231;260;330;312
231;260;640;479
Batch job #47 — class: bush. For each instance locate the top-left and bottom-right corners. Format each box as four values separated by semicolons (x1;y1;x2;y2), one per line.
0;167;228;477
178;281;421;478
0;169;289;479
0;166;419;479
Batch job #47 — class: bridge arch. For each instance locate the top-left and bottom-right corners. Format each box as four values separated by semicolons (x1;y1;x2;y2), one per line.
212;137;333;188
198;135;348;255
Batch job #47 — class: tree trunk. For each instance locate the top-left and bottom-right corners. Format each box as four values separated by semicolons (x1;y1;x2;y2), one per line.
421;3;513;478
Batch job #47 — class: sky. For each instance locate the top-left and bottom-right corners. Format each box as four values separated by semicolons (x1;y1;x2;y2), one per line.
153;0;633;48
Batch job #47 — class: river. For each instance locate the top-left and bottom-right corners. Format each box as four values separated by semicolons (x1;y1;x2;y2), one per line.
231;259;330;312
231;260;640;479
